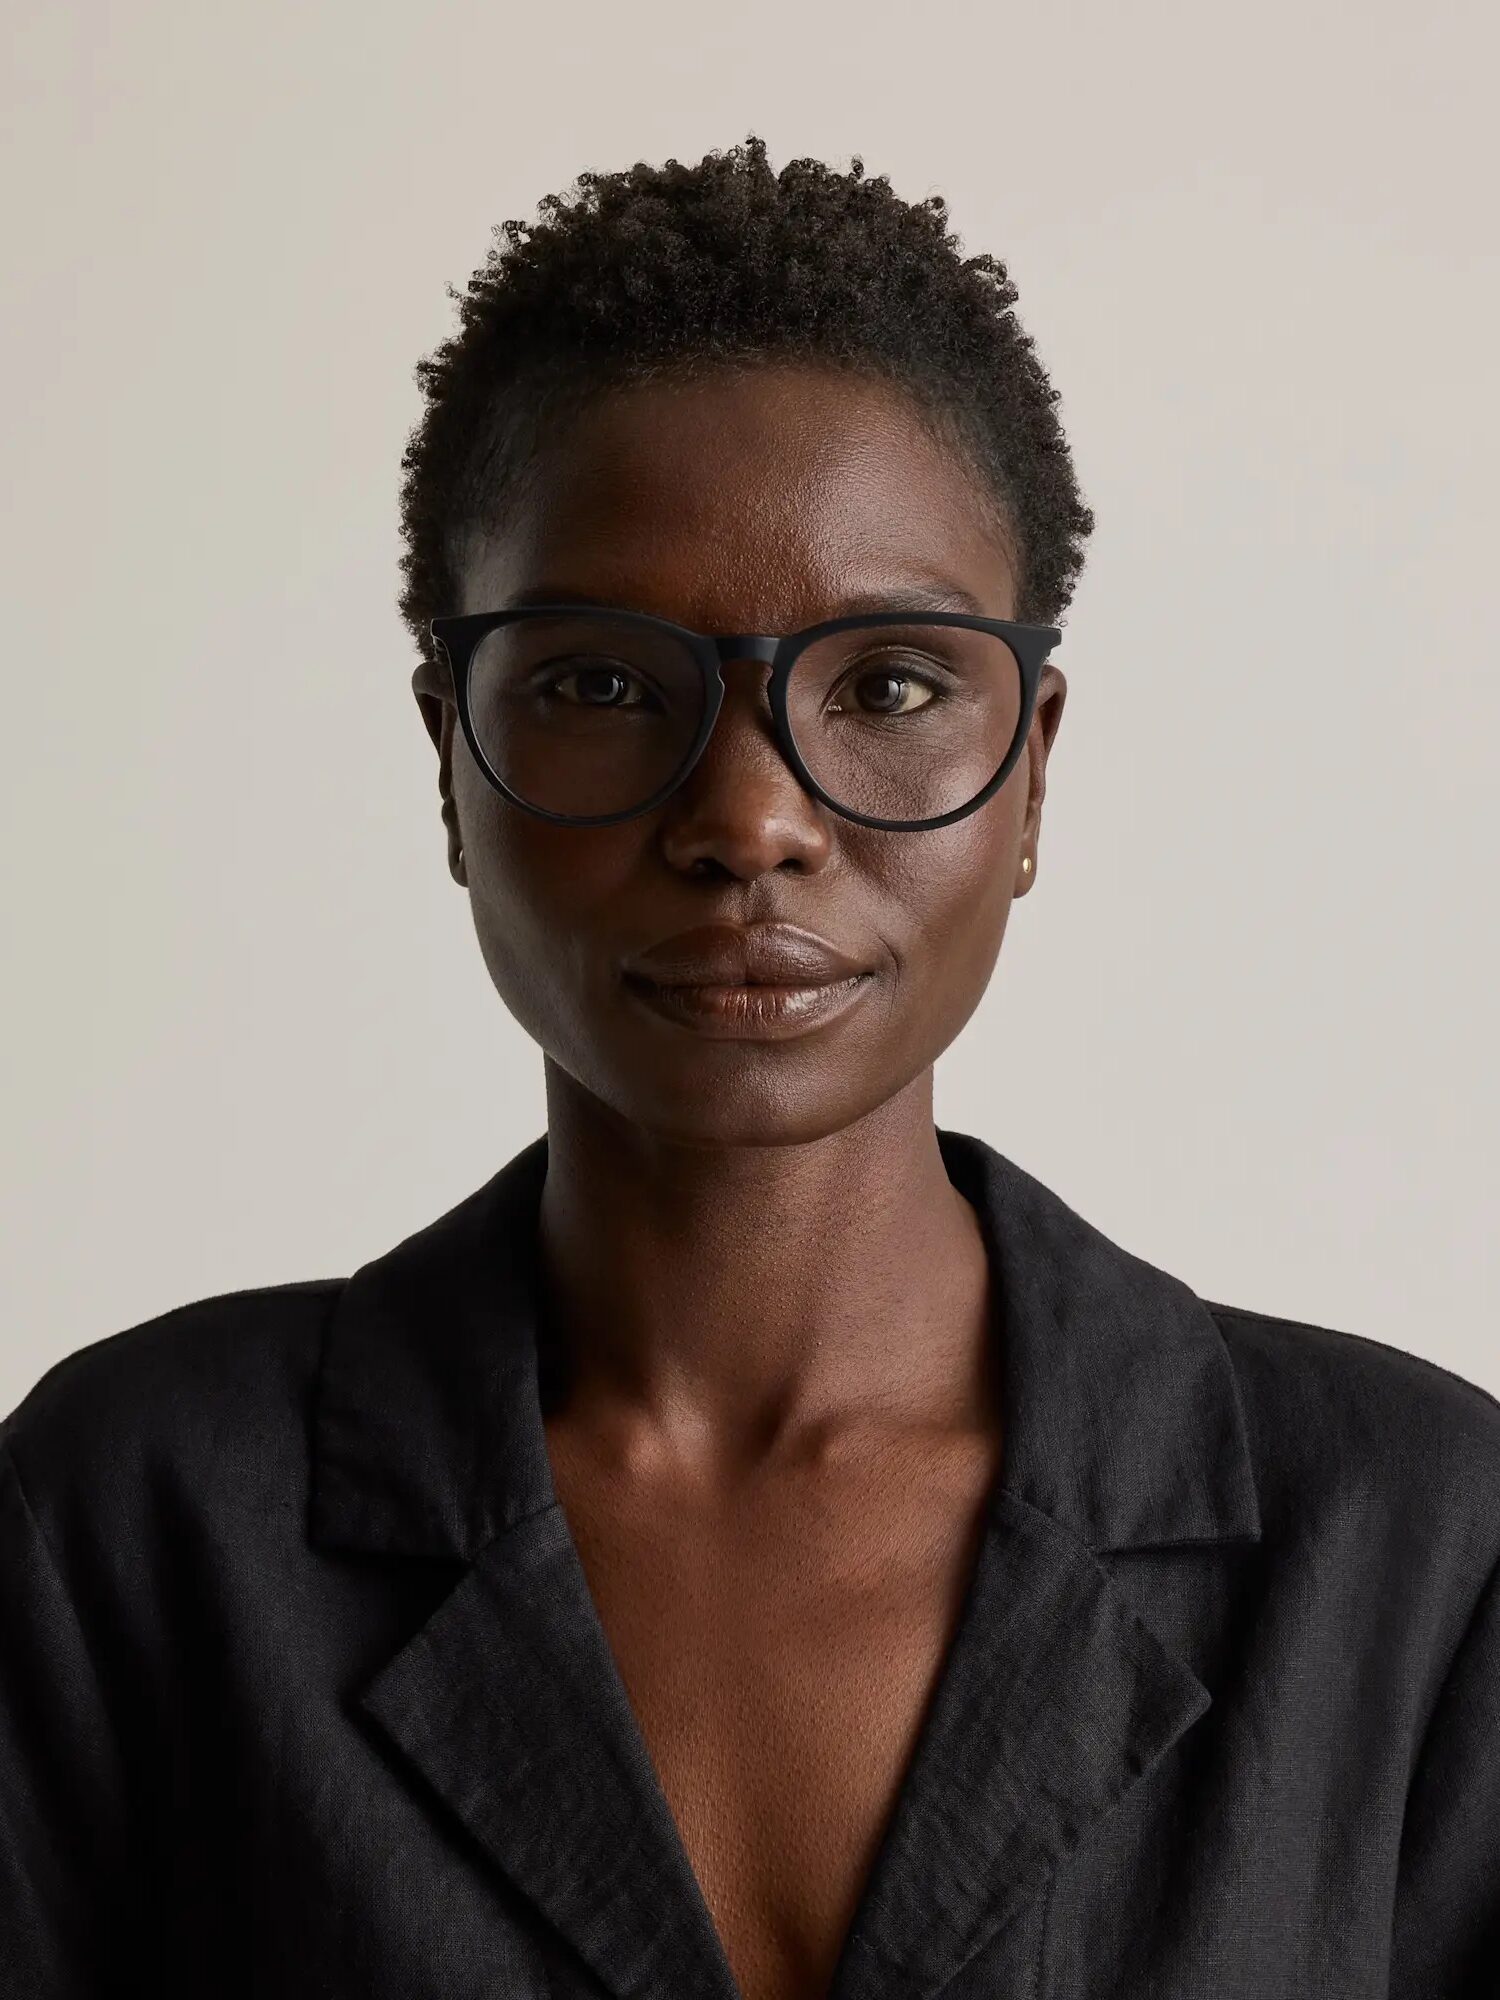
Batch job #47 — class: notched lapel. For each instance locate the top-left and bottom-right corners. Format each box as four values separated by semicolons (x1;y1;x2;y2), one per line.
320;1127;1256;2000
825;1492;1212;2000
354;1502;742;2000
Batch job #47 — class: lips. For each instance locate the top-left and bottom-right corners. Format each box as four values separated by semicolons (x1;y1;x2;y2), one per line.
621;921;868;989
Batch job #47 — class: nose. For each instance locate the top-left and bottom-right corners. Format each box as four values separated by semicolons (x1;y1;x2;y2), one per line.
656;652;835;879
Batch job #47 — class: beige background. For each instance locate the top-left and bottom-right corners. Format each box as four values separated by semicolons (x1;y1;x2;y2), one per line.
3;0;1496;1413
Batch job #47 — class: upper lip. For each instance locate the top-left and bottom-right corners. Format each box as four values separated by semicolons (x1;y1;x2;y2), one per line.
622;921;869;988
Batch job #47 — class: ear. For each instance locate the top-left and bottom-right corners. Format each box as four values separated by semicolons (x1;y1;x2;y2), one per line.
1016;664;1067;893
411;664;465;885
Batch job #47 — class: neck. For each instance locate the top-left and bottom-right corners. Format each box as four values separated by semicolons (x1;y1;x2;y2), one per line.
533;1065;999;1480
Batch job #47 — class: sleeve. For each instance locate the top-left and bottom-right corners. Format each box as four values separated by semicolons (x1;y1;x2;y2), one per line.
0;1432;150;1995
1389;1544;1500;1999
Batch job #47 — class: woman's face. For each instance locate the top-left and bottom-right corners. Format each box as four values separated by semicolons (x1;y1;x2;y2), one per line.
413;361;1067;1147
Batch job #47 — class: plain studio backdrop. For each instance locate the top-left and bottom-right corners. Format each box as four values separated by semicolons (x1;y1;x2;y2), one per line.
2;0;1496;1413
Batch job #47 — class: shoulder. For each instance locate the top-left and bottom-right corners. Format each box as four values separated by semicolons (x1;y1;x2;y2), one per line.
1;1278;343;1538
1204;1297;1500;1596
1206;1298;1500;1474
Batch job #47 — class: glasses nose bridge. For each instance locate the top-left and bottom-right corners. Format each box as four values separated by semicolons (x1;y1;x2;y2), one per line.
690;632;792;783
708;633;782;672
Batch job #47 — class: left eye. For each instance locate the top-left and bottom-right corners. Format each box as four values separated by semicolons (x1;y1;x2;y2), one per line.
830;665;941;716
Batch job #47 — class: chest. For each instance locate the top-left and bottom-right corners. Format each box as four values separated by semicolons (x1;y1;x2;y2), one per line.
545;1430;999;2000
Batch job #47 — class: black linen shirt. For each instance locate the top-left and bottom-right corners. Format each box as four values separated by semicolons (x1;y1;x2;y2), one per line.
3;1125;1498;1999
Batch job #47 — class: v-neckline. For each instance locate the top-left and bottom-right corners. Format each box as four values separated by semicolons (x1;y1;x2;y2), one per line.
317;1124;1261;1999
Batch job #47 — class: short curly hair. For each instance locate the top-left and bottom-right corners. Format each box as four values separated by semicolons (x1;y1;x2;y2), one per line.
397;135;1094;674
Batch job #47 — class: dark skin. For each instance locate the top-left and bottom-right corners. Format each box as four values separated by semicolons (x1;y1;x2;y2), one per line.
412;360;1067;2000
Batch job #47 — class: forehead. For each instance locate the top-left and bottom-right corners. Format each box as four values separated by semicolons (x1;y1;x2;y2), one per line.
458;362;1016;627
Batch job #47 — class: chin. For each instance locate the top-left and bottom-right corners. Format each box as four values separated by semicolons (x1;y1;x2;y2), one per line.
567;1053;899;1151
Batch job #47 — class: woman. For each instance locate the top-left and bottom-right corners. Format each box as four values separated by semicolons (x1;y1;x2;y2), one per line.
3;137;1496;2000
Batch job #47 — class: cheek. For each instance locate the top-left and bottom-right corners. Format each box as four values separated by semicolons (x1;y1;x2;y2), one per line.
912;872;1013;1026
879;806;1018;993
463;800;641;1031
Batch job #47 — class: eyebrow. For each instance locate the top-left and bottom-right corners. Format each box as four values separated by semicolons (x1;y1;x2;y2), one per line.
500;581;993;621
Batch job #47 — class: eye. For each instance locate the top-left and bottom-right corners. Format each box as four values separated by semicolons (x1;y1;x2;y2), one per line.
828;659;944;717
538;659;650;708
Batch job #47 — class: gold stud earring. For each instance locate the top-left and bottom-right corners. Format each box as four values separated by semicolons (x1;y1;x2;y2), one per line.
1021;856;1032;875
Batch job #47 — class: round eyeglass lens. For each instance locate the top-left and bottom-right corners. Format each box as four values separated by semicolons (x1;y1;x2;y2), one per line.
785;621;1023;823
467;613;706;818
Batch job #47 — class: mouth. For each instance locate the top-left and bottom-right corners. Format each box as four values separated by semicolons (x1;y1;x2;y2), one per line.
620;969;873;1041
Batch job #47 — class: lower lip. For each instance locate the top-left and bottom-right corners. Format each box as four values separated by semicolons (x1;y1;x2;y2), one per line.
621;972;873;1040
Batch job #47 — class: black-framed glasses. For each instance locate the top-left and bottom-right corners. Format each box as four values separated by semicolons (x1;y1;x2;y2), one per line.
428;603;1062;832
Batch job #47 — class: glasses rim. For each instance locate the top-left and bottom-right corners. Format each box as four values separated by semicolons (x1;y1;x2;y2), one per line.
427;601;1062;834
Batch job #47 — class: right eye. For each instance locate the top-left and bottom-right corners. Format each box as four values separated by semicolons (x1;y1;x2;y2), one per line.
537;660;648;708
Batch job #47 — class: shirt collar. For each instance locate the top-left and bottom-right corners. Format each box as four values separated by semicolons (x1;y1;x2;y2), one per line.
309;1125;1261;1562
